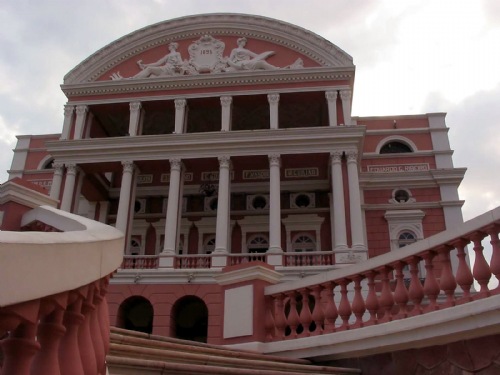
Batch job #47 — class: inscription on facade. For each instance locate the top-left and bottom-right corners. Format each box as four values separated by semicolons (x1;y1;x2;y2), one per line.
161;172;193;183
243;170;269;180
137;175;153;184
367;164;429;173
201;171;235;181
284;168;319;178
30;180;52;188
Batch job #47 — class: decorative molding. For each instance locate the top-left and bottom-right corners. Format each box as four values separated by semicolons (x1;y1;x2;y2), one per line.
129;101;142;112
325;91;338;101
220;96;232;107
218;155;231;169
169;158;182;170
121;160;135;174
267;94;280;104
174;99;187;110
346;150;358;162
340;89;352;101
63;105;75;117
75;105;88;116
330;151;343;163
65;163;77;175
268;154;281;167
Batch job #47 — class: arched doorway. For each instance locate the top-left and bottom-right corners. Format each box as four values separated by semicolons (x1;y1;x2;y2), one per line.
117;296;154;334
171;296;208;342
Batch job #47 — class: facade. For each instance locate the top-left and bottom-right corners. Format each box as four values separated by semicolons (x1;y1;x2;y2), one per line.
7;14;465;343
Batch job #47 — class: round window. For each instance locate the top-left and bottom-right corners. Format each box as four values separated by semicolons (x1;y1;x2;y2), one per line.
295;194;311;208
252;196;267;209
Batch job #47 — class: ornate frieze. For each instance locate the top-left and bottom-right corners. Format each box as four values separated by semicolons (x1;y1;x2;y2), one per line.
110;35;304;80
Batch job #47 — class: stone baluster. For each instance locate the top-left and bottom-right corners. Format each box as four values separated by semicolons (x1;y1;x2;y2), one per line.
298;289;312;337
337;280;352;329
422;251;440;311
99;278;111;360
264;297;276;341
471;233;492;297
322;282;338;332
437;245;457;306
59;295;85;375
486;226;500;292
351;275;366;327
286;291;300;338
364;271;379;325
310;286;324;335
393;261;409;318
1;322;40;375
32;308;66;375
408;256;424;315
378;266;394;322
273;294;287;340
453;239;473;301
79;286;97;375
90;284;106;375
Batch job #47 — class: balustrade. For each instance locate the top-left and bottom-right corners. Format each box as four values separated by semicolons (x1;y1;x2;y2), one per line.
265;216;500;342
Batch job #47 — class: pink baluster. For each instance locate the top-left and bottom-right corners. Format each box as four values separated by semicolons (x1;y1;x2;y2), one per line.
298;288;313;336
453;239;473;302
364;271;379;325
337;279;352;330
273;294;287;339
31;308;66;375
351;276;366;327
470;233;492;297
378;266;394;322
422;251;440;311
437;245;457;307
99;277;111;364
264;296;276;341
60;295;85;375
322;282;338;333
486;226;500;293
393;261;409;318
310;285;324;335
90;283;106;375
286;291;301;338
408;256;424;315
79;286;98;375
1;322;40;375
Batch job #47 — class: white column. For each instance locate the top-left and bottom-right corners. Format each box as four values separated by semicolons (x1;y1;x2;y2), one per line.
163;158;182;253
60;105;74;140
325;91;338;127
174;99;187;134
60;164;77;212
330;152;347;250
128;102;142;136
346;150;366;250
115;161;135;236
214;156;231;254
73;105;88;140
220;96;232;131
267;94;280;129
268;154;282;253
340;89;352;125
49;162;64;200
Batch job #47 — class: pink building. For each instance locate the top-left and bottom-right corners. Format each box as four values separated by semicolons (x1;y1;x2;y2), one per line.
6;16;496;374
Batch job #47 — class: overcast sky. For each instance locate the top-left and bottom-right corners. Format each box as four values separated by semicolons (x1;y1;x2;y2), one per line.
1;0;499;221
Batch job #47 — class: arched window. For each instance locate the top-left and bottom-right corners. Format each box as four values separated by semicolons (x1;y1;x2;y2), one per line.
292;234;315;252
117;296;154;334
380;141;413;154
398;231;417;248
247;234;268;254
204;235;216;254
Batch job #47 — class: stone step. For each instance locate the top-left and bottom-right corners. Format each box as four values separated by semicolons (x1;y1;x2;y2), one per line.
108;327;360;375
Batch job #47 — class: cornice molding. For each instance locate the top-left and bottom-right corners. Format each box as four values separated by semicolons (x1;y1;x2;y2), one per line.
64;13;354;85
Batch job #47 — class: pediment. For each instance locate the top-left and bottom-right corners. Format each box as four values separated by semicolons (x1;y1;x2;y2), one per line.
64;13;354;84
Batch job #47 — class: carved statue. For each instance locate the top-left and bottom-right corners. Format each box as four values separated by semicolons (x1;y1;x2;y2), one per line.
111;42;187;80
225;37;278;72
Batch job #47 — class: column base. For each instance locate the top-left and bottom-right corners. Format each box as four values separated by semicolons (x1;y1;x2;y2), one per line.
211;254;227;268
266;253;283;266
159;252;175;268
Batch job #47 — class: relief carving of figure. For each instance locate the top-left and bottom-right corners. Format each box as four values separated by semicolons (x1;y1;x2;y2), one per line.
111;42;187;80
225;37;278;72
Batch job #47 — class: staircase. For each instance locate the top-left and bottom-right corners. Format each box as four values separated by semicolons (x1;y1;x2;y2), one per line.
107;327;361;374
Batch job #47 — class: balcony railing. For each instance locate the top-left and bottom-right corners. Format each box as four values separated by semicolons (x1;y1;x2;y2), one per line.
0;206;124;375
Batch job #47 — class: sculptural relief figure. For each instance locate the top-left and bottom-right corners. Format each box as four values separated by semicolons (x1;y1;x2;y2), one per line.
110;42;187;80
225;37;278;72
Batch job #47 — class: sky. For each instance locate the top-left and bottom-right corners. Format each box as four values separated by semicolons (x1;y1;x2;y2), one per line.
1;0;500;222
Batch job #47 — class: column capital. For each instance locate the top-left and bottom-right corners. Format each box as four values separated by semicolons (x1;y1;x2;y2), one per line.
65;163;78;175
129;101;142;112
53;162;64;174
330;151;343;163
340;89;352;101
325;91;338;101
75;105;88;116
268;154;281;167
346;150;358;162
121;160;135;174
174;99;187;110
220;96;232;107
169;158;182;170
218;155;231;168
267;93;280;104
64;105;75;118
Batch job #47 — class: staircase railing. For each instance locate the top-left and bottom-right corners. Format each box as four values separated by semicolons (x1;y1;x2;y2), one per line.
0;206;124;375
264;207;500;342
